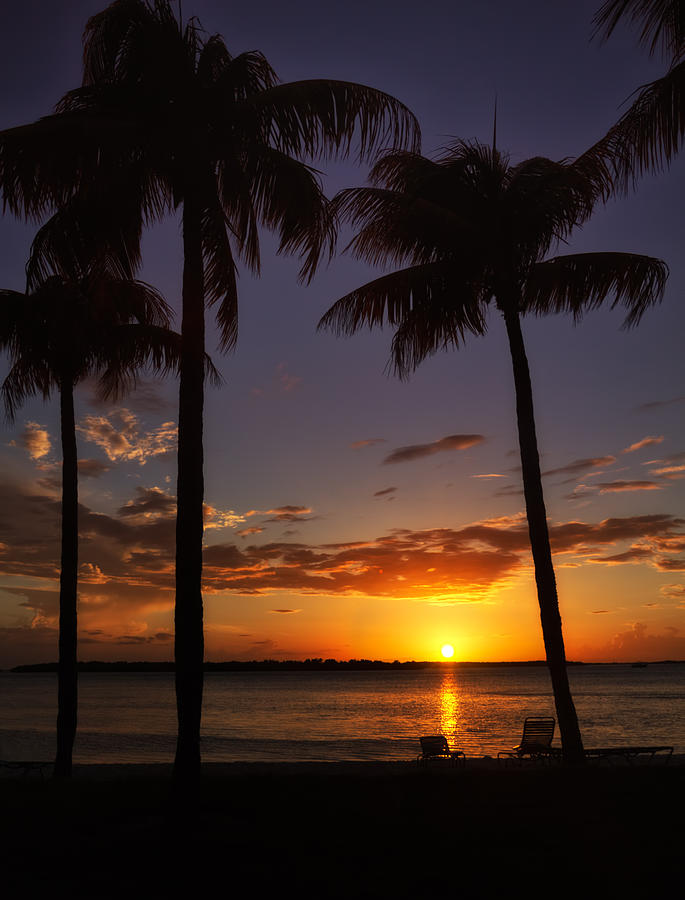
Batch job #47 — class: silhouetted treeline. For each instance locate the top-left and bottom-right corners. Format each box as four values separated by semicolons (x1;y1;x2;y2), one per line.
9;659;684;673
8;658;597;673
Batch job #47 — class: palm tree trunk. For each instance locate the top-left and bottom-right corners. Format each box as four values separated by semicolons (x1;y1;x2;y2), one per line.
54;377;78;778
173;192;206;784
502;306;585;764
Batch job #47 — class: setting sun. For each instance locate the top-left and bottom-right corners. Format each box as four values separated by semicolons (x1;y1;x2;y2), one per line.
441;644;455;659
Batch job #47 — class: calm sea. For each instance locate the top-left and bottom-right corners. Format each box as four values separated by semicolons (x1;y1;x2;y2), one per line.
1;664;683;763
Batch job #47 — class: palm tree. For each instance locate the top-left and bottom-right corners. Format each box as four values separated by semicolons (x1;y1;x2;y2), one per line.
589;0;685;188
0;216;178;778
319;140;668;763
0;0;420;782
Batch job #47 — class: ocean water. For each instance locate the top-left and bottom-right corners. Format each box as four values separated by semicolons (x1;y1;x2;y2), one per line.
1;664;683;763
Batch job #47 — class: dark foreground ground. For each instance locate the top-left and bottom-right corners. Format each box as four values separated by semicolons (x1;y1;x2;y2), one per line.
3;762;683;898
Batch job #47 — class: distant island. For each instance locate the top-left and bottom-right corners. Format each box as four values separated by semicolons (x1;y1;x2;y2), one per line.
9;658;681;673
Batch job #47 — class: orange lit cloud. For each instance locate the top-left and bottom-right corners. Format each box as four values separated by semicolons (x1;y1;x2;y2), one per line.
350;438;386;449
77;409;176;464
649;464;685;479
383;434;484;465
622;436;664;454
13;421;51;461
596;480;662;493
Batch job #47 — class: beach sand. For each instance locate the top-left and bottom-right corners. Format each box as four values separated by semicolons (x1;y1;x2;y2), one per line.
3;760;684;897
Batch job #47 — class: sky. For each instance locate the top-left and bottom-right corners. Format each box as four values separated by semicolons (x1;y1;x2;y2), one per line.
0;0;684;667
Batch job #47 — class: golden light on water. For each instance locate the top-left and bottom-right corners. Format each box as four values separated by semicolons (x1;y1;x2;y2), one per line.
439;672;459;740
441;643;455;658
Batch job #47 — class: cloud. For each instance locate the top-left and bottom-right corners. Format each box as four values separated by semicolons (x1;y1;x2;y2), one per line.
236;526;265;538
15;422;51;461
383;434;484;465
118;487;176;521
78;459;111;478
268;609;302;614
351;438;386;449
622;436;664;454
262;506;315;524
596;480;662;493
77;409;177;464
649;464;685;480
374;487;397;497
276;363;302;393
605;622;685;661
542;456;616;479
591;610;611;614
660;584;685;603
636;395;685;411
472;473;506;479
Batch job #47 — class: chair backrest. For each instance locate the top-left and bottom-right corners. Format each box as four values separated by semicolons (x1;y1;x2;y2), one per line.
520;717;555;749
420;735;450;757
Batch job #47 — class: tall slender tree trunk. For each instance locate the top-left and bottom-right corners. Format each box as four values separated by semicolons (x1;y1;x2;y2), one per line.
173;192;206;784
502;305;584;764
54;377;78;778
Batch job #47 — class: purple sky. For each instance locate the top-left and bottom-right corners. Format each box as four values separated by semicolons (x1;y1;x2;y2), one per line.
0;0;683;666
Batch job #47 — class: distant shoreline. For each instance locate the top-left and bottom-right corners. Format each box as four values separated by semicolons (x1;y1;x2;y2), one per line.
8;658;684;673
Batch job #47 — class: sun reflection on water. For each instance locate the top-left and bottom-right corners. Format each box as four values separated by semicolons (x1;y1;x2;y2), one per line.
439;672;460;744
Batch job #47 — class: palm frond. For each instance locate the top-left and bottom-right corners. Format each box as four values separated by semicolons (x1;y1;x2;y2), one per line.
390;291;488;378
318;261;487;343
82;0;155;84
246;80;420;162
247;146;336;282
216;156;261;273
593;0;685;58
523;251;668;326
333;186;471;267
200;195;239;351
26;193;144;291
1;357;54;421
581;59;685;192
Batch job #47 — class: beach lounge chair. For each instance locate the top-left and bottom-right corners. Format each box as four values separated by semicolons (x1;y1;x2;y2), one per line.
497;717;556;762
417;735;465;766
0;738;51;779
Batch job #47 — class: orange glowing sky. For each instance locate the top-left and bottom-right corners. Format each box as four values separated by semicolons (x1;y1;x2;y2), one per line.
0;0;684;667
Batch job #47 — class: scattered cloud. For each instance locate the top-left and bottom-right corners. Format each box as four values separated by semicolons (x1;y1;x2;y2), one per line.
596;480;662;493
14;422;51;461
542;455;616;479
636;395;685;411
660;584;685;603
118;487;176;521
276;363;302;393
472;473;506;479
236;526;265;538
78;459;111;478
374;487;397;497
77;409;177;465
268;609;302;614
350;438;386;449
622;436;664;454
383;434;484;465
591;610;610;614
649;464;685;480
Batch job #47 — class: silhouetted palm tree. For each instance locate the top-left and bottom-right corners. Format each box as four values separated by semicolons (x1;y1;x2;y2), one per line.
0;0;419;782
590;0;685;187
0;216;177;778
319;140;667;763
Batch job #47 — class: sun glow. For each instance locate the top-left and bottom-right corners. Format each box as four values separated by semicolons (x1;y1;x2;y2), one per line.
441;643;455;659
